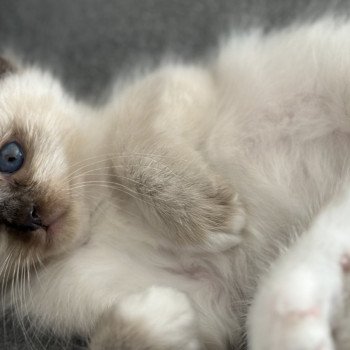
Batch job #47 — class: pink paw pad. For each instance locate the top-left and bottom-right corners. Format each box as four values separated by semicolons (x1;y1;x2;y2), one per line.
341;253;350;273
282;306;321;322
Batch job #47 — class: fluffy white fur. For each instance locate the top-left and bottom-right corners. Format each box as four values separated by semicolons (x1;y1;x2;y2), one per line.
248;186;350;350
1;17;350;350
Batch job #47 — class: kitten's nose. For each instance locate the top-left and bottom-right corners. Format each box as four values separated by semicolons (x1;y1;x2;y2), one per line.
3;202;44;231
25;205;43;231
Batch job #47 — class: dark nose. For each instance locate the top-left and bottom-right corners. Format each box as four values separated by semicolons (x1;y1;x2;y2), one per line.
24;206;43;231
3;202;44;232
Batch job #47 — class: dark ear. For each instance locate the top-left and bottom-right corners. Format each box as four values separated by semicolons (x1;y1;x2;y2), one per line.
0;57;14;76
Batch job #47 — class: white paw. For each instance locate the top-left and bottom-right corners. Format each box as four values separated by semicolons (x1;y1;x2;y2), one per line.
118;286;201;350
186;203;246;254
248;265;342;350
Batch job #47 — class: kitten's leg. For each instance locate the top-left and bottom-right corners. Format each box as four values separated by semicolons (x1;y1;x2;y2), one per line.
107;130;245;251
248;188;350;350
102;66;245;250
89;286;201;350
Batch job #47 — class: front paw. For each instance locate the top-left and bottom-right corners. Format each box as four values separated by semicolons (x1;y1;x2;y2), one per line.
116;143;245;247
89;286;201;350
160;173;246;251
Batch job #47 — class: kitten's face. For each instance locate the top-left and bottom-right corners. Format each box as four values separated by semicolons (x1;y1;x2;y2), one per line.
0;59;89;272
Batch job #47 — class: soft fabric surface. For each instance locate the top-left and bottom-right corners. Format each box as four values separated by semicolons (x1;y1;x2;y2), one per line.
0;0;349;348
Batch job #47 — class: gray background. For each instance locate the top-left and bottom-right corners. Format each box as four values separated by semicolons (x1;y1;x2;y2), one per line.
0;0;350;348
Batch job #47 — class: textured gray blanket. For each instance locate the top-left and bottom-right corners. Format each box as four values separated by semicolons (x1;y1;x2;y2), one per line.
0;0;349;348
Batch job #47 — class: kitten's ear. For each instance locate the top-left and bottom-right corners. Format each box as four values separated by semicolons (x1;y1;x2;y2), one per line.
0;57;15;77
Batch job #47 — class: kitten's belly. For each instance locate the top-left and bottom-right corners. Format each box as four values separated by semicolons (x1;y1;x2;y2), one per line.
204;98;350;258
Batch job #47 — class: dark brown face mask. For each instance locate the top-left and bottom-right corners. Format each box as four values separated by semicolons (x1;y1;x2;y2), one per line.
0;195;45;233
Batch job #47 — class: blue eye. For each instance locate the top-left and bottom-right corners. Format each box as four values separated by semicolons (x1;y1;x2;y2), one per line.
0;142;25;173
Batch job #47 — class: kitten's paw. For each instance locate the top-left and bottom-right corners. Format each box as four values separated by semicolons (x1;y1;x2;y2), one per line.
184;193;246;254
118;286;200;350
248;266;342;350
90;286;201;350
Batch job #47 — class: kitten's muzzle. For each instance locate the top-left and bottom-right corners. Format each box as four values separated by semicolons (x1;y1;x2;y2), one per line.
2;202;46;232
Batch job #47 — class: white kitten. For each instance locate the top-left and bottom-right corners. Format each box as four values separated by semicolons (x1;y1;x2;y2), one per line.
1;17;350;350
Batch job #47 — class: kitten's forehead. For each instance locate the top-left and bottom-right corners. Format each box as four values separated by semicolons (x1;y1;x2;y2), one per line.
0;73;65;118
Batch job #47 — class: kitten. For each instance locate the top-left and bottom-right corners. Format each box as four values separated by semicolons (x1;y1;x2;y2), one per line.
1;17;350;350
